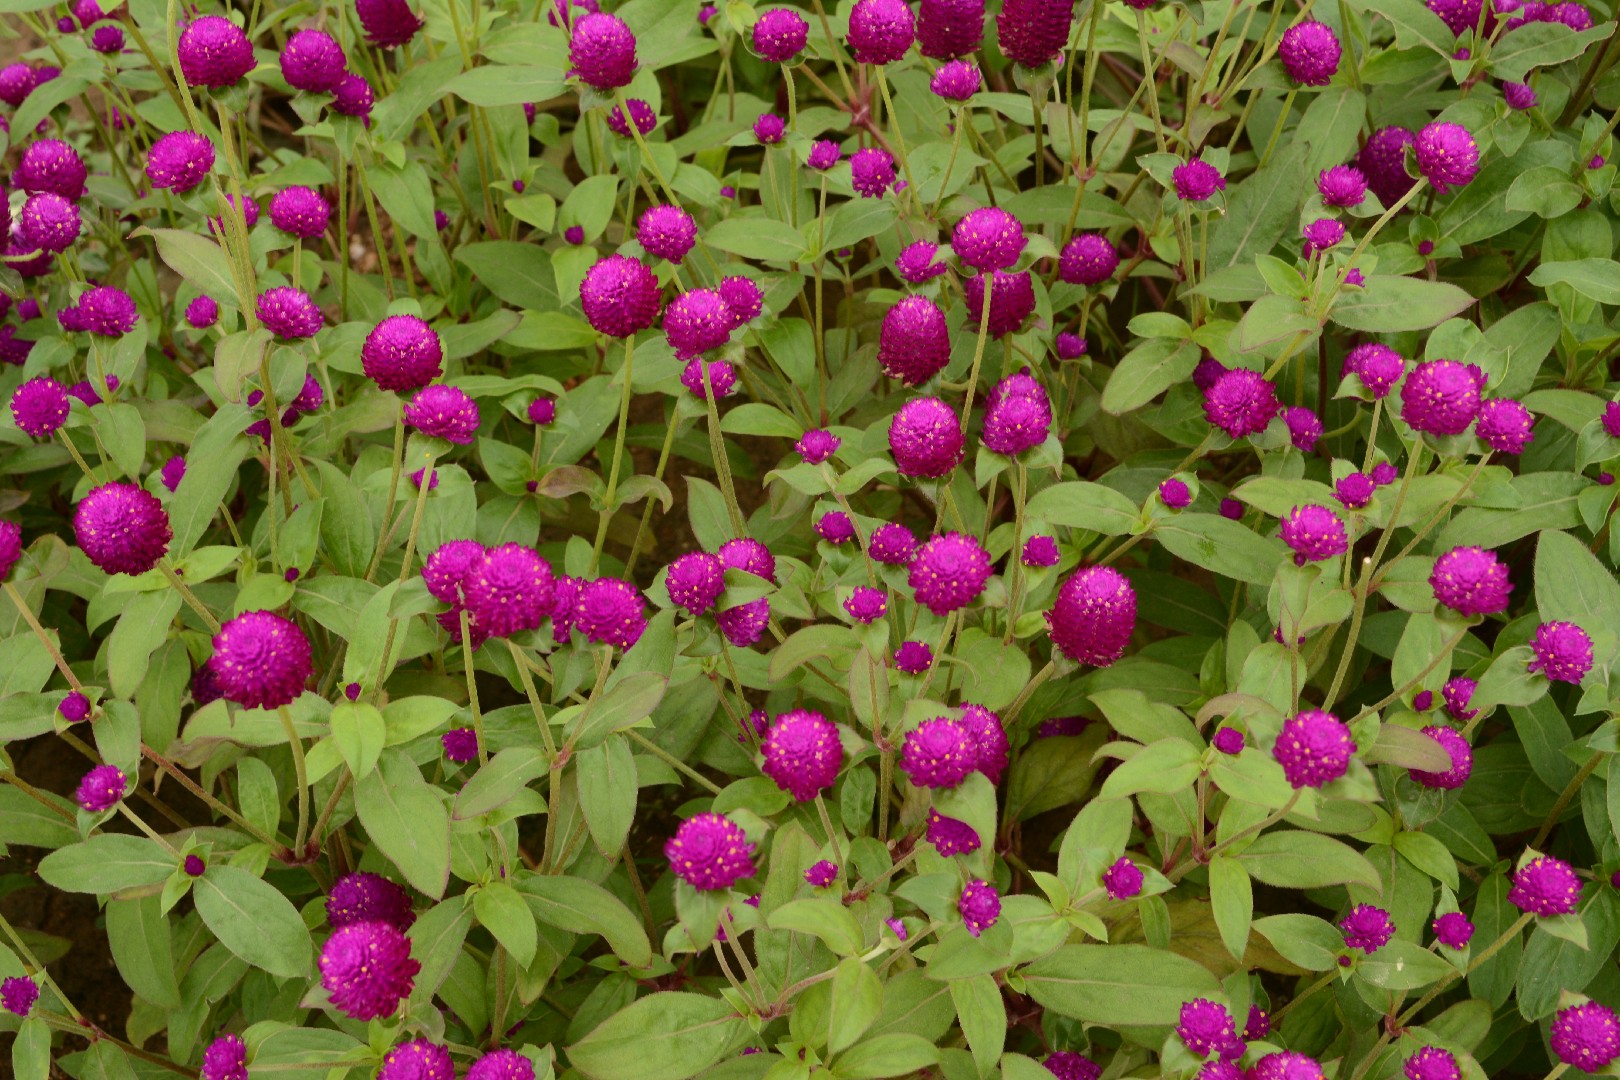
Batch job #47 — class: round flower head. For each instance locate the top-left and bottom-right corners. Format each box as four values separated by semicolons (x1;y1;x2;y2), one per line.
1551;1002;1620;1072
901;717;976;787
74;482;171;575
256;287;323;340
1344;343;1406;399
1402;1048;1459;1080
1194;354;1229;392
1464;396;1531;455
1441;676;1477;720
761;708;843;800
805;860;839;887
580;255;661;339
16;139;88;199
963;269;1036;337
1317;164;1367;207
0;62;35;106
1340;904;1395;953
1204;368;1280;438
1178;999;1238;1058
1056;333;1088;359
1174;158;1226;201
851;147;897;197
59;691;90;723
570;12;638;90
1284;405;1325;451
320;921;419;1020
753;8;809;60
931;58;981;99
1409;725;1472;788
1509;855;1581;916
606;98;657;137
718;276;764;328
270;186;331;239
795;429;841;465
909;532;992;614
638;205;697;264
201;1034;247;1080
889;396;964;477
379;1040;454;1080
926;809;980;855
665;551;725;615
1213;728;1244;754
1280;505;1348;565
1273;708;1356;788
1358;126;1419;208
573;578;647;648
1023;535;1060;566
953;207;1026;272
357;0;425;46
362;315;443;391
467;1050;536;1080
681;358;737;400
0;976;37;1018
878;296;951;386
1429;546;1512;616
666;812;756;889
1302;218;1344;254
1278;21;1341;85
1220;498;1245;520
1043;1053;1101;1080
209;610;313;709
528;397;557;426
818;512;856;544
1160;478;1192;510
1427;0;1484;33
11;376;69;437
1549;2;1593;28
996;0;1074;67
1102;857;1143;899
1058;233;1119;285
327;872;415;932
753;113;786;144
178;16;255;87
960;703;1009;783
1249;1054;1325;1080
895;241;947;283
147;131;215;193
1200;1065;1244;1080
983;370;1053;456
1503;81;1536;109
1048;565;1136;666
663;288;733;359
464;545;555;639
0;521;23;580
442;727;478;762
19;192;80;253
895;640;934;673
959;880;1000;936
869;523;918;565
918;0;982;56
716;595;771;647
1529;621;1593;683
405;385;480;444
185;295;220;329
1415;122;1479;193
1432;911;1473;948
807;140;842;170
847;0;915;62
67;287;140;337
280;29;345;92
76;763;126;812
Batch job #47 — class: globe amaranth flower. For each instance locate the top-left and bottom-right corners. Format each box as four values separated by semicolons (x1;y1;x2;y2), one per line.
1409;725;1472;788
404;385;480;444
209;610;313;709
606;98;657;137
901;717;976;787
278;29;345;93
1213;728;1244;754
996;0;1074;67
952;207;1026;272
1284;406;1324;451
665;551;725;615
573;578;647;648
1102;857;1143;899
570;12;638;89
11;376;69;437
1048;565;1136;666
1358;126;1418;208
807;140;842;170
320;920;419;1020
1173;158;1226;201
1429;546;1512;616
983;370;1052;456
917;0;982;56
753;8;809;60
1178;999;1238;1058
1438;675;1477;721
357;0;425;46
1199;1065;1244;1080
1528;620;1593;683
851;147;897;197
1317;165;1367;207
847;0;915;63
580;255;661;339
895;640;933;673
716;538;775;647
528;396;557;426
1427;0;1484;34
960;703;1009;783
464;544;555;639
1058;233;1119;286
16;139;88;199
719;275;764;328
0;62;37;106
1340;904;1395;953
926;809;980;854
62;286;139;337
796;429;841;464
256;287;323;340
327;872;415;933
895;240;948;283
1401;358;1482;435
878;296;951;386
1273;709;1356;788
1204;368;1280;438
1342;343;1406;399
361;315;443;393
666;812;756;889
963;269;1036;338
908;532;992;615
442;727;478;762
753;112;786;144
1280;505;1348;565
378;1040;455;1080
1251;1053;1324;1080
1278;21;1341;85
74;482;171;575
1023;535;1060;566
869;522;917;565
1402;1047;1459;1080
663;288;733;358
1056;332;1088;360
0;976;37;1018
1302;218;1344;255
1432;910;1473;948
1415;122;1479;193
200;1033;247;1080
1503;81;1536;109
270;186;331;239
761;708;843;801
844;586;887;622
1043;1052;1101;1080
1509;854;1581;916
959;879;1000;936
147;131;216;193
59;691;90;722
1603;401;1620;441
931;58;981;100
178;15;255;87
889;396;964;477
805;860;839;887
1159;477;1192;510
185;295;220;329
467;1050;537;1080
1551;1002;1620;1071
680;358;737;400
19;192;80;253
76;763;127;811
638;205;697;264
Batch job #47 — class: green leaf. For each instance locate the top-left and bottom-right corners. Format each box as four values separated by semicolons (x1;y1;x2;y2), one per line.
1528;259;1620;305
720;403;805;438
193;866;312;979
1252;913;1342;971
106;894;181;1009
569;671;667;749
769;897;866;956
1209;856;1253;962
830;958;883;1055
1099;739;1204;798
475;879;538;967
0;785;77;849
949;974;1005;1076
1208;141;1306;268
1393;830;1461;889
1357;940;1455;989
37;835;174;894
1100;338;1201;415
12;1017;49;1080
568;992;747;1080
1330;277;1475;332
453;747;547;820
370;55;463;143
170;404;250;558
577;736;637;856
1025;481;1141;536
1504;166;1584;219
447;65;565;105
706;217;808;262
1237;831;1381;890
515;875;653;967
835;1034;939;1079
455;242;558;310
330;701;386;779
1515;890;1620;1020
1022;945;1221;1025
821;199;898;252
1156;513;1290;586
356;750;451;898
138;228;238;303
368;162;439;239
1485;20;1614;82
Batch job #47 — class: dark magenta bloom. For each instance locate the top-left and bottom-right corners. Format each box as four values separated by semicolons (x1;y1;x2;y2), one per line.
1043;1053;1100;1080
680;358;737;400
844;586;886;622
464;544;555;639
983;370;1052;456
1551;1002;1620;1071
851;147;897;197
753;8;809;60
1340;904;1395;953
879;296;951;385
76;764;127;811
256;287;323;340
327;872;415;933
1022;535;1060;566
1058;233;1119;285
1302;218;1344;254
1284;405;1324;450
270;186;332;239
718;275;764;327
1178;999;1238;1058
952;207;1026;272
529;397;557;425
0;977;37;1017
962;270;1036;338
869;523;917;565
958;879;1000;936
19;192;81;253
1429;546;1512;616
663;289;733;358
894;640;933;673
1503;81;1536;109
572;578;648;648
908;532;991;614
1441;676;1477;721
570;12;638;89
378;1040;454;1080
895;240;948;283
753;113;786;144
807;140;841;170
1204;369;1280;438
442;727;478;762
74;482;171;575
59;691;90;722
847;0;915;63
1410;725;1472;789
467;1050;536;1080
11;376;70;437
357;0;425;47
1414;122;1480;193
1251;1054;1324;1080
1344;343;1405;399
796;429;841;464
1358;126;1418;208
186;296;220;328
917;0;982;56
930;58;981;99
1278;21;1341;85
1402;1047;1458;1080
1529;621;1593;683
666;812;756;889
665;551;725;615
1213;728;1244;754
1279;505;1348;564
0;522;24;580
320;921;419;1020
423;540;485;606
638;205;697;264
1047;566;1135;666
280;29;346;92
1317;165;1367;207
178;15;255;87
201;1034;247;1080
996;0;1074;67
805;860;839;887
1173;158;1226;201
1509;855;1581;916
960;703;1008;783
210;610;313;709
1433;911;1473;948
16;139;88;199
405;385;480;444
1102;857;1143;899
1056;333;1088;359
1159;478;1191;509
761;709;843;801
889;396;964;477
901;718;976;788
926;810;980;855
1273;709;1356;788
580;255;661;339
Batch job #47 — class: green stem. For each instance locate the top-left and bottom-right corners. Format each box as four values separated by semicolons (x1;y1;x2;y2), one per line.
278;705;310;856
592;334;636;572
159;559;221;634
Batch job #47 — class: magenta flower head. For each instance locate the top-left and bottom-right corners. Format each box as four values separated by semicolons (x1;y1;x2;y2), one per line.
1302;218;1344;255
1415;122;1479;193
959;879;1000;936
666;812;756;890
1442;676;1477;720
953;207;1026;272
1160;478;1192;509
178;16;255;87
1427;0;1484;33
847;0;915;62
1509;854;1581;916
638;205;697;264
1102;857;1143;899
1043;1053;1101;1080
718;276;764;328
1503;81;1536;109
11;376;70;438
528;397;557;425
1340;904;1395;953
818;511;856;544
1058;233;1119;286
1317;165;1367;207
1344;342;1406;399
1400;358;1482;435
76;763;126;812
665;551;725;615
870;522;918;565
442;727;478;762
1056;333;1088;359
200;1034;246;1080
1284;406;1324;451
279;28;345;92
918;0;982;56
1410;725;1472;788
963;269;1036;337
996;0;1074;67
147;131;215;193
405;385;480;444
1023;535;1060;566
606;98;656;138
983;370;1053;456
1603;401;1620;441
327;872;416;933
17;139;88;200
74;482;171;575
1274;709;1356;788
0;976;37;1018
1048;565;1136;666
924;809;979;855
580;255;661;339
570;12;638;89
68;286;140;337
930;58;982;100
761;708;843;800
1213;728;1244;754
19;192;80;253
879;296;951;386
209;610;313;709
807;140;842;170
895;241;948;283
362;315;443;391
357;0;425;46
1173;158;1226;201
330;76;377;118
1358;126;1418;208
270;186;331;239
680;358;737;400
909;532;992;614
1529;621;1593;684
1429;545;1512;616
796;429;841;464
716;540;774;646
1432;911;1473;948
467;1050;536;1080
378;1040;454;1080
1473;397;1533;454
256;287;323;340
1178;999;1238;1058
901;717;976;788
753;113;786;144
1204;368;1280;438
573;578;647;648
1251;1054;1324;1080
889;396;964;477
804;860;839;887
1279;505;1348;565
185;295;220;329
960;703;1009;783
663;288;733;359
0;63;36;106
60;692;91;723
753;8;809;60
895;640;934;673
851;147;897;197
320;921;419;1020
1403;1048;1459;1080
1551;1002;1620;1071
1278;21;1341;85
465;545;555;639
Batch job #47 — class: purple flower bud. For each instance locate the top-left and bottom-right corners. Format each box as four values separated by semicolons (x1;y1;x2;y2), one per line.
926;809;980;855
10;376;70;438
564;225;585;244
74;482;171;575
894;640;933;673
909;532;991;614
807;140;842;170
918;0;982;57
1475;397;1533;453
902;718;976;788
1400;358;1481;435
256;287;323;340
209;610;313;709
753;113;786;144
870;523;918;565
1048;565;1135;666
1178;999;1239;1058
581;255;661;339
1317;165;1367;207
1102;857;1143;899
1055;332;1087;359
1213;728;1244;754
666;812;756;889
1503;81;1536;109
1273;709;1356;788
1043;1052;1101;1080
572;578;648;649
796;429;841;464
1022;535;1060;566
963;269;1036;338
1058;233;1119;285
280;29;346;93
958;879;1000;935
1159;478;1192;509
680;358;737;399
19;192;80;253
879;296;951;385
76;763;127;811
983;370;1052;456
665;551;725;615
1334;472;1375;509
270;186;332;240
59;691;90;722
1415;122;1480;193
1340;903;1395;953
464;544;556;640
1302;218;1344;254
805;860;839;887
817;510;857;544
895;240;948;283
362;315;443;392
1509;854;1581;916
930;58;982;99
1219;497;1244;520
185;295;220;329
1173;157;1226;201
379;1041;455;1080
146;131;215;193
1551;1002;1620;1072
1284;406;1324;451
638;205;697;264
1432;911;1473;948
442;728;479;762
1410;725;1472;789
357;0;425;47
718;275;764;328
1278;21;1341;85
